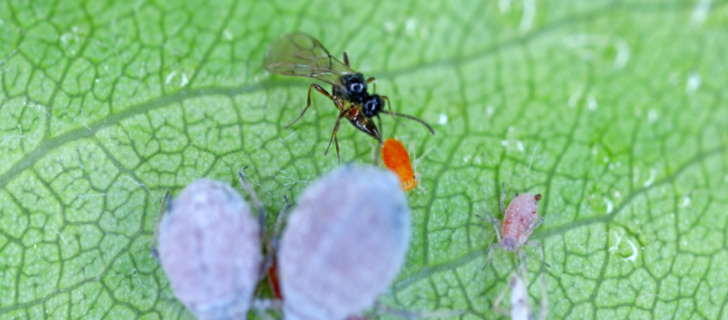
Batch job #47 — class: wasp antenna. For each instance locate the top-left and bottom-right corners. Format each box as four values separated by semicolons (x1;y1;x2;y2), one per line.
343;52;350;67
381;110;435;135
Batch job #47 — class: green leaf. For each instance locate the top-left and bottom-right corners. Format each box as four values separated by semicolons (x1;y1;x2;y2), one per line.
1;0;727;319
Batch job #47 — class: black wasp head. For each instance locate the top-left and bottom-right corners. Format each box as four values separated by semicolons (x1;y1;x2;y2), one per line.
362;94;384;118
342;73;367;102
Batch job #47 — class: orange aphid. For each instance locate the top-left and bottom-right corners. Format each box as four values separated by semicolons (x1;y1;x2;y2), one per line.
381;138;417;191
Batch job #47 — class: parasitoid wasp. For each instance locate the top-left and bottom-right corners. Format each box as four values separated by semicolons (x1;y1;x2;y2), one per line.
264;32;435;164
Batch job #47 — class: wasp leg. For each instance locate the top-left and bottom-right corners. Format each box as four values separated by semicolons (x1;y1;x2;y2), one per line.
324;106;354;165
286;83;333;129
373;115;383;165
150;190;171;261
343;52;350;67
367;76;377;93
381;95;402;126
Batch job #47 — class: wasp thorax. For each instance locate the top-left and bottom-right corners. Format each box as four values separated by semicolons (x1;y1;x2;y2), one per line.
342;73;368;102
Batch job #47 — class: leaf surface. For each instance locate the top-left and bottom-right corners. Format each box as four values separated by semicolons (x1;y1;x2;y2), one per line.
1;0;727;319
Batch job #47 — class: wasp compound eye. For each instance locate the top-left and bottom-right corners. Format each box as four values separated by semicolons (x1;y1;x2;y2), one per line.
156;179;261;320
278;166;410;320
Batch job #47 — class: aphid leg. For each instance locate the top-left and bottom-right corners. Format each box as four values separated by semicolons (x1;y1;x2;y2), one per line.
343;52;350;67
476;211;503;243
373;303;467;319
150;189;170;261
265;195;290;271
285;83;333;129
538;268;549;320
238;167;266;236
409;142;432;192
524;241;550;268
481;242;504;270
500;182;507;214
492;275;513;317
532;216;544;229
270;195;290;253
476;210;505;270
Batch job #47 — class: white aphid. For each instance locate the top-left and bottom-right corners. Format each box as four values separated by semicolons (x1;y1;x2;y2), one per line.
493;265;547;320
153;179;261;320
278;166;410;320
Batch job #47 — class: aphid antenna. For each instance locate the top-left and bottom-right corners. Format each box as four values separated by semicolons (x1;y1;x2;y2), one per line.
538;263;549;320
238;166;266;233
380;110;435;136
260;195;291;277
150;189;170;261
408;141;432;192
271;195;290;252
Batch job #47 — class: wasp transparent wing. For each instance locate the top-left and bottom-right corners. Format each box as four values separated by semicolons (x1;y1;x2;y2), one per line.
265;33;356;86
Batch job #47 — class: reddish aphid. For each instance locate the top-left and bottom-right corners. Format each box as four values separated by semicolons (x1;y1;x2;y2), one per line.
381;138;417;191
267;258;283;300
479;184;548;269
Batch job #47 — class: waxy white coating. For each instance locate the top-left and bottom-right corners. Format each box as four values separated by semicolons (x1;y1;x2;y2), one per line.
157;179;261;320
279;166;411;320
507;274;533;320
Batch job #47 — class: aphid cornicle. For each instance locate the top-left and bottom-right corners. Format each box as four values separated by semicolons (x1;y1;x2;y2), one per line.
278;166;410;320
151;179;261;320
479;183;548;269
264;32;435;164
